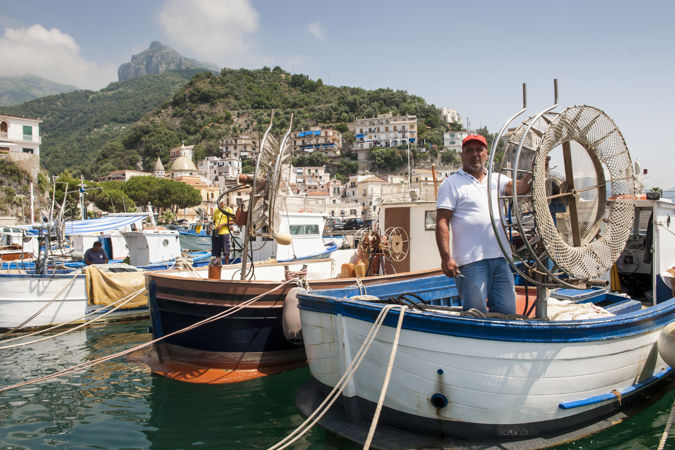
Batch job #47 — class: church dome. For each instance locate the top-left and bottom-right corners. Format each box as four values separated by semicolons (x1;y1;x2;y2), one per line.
171;156;197;172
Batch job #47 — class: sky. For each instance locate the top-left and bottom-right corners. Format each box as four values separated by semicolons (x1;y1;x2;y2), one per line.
0;0;673;190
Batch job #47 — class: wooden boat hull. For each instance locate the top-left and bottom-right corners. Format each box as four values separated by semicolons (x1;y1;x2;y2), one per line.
296;275;675;440
145;263;442;383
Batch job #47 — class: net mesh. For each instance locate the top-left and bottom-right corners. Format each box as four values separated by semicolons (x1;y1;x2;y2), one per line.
531;105;634;279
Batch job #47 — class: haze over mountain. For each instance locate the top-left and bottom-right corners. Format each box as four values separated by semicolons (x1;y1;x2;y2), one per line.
118;41;219;82
0;74;80;106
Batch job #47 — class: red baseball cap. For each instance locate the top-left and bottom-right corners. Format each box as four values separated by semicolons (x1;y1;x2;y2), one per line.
462;134;487;149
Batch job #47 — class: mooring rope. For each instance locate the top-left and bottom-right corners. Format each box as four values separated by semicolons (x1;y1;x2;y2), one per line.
0;278;297;395
0;271;81;339
658;397;675;450
363;305;407;449
0;286;146;350
269;304;406;450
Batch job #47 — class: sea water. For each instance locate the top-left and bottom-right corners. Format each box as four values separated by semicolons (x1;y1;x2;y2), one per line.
0;321;673;449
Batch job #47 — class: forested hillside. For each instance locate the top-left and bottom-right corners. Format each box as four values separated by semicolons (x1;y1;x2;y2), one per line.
93;67;449;180
1;66;453;180
0;69;203;175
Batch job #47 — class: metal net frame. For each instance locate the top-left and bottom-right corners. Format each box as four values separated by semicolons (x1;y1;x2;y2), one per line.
491;104;634;286
532;105;634;279
249;114;293;239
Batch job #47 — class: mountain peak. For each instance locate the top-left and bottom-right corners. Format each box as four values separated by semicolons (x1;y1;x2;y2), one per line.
117;42;217;82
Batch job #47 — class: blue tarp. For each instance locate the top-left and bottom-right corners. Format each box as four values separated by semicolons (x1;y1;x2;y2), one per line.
25;214;150;236
298;130;322;137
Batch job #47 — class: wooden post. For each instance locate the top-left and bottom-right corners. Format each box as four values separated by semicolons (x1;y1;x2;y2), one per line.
431;164;439;200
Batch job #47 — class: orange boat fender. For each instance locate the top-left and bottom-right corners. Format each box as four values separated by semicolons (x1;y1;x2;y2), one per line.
283;287;306;343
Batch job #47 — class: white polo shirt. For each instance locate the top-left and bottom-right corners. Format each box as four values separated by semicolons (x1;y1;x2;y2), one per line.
436;168;512;266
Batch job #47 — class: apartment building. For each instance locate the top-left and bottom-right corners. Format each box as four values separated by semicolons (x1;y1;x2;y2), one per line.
291;166;331;192
198;156;242;189
350;113;417;171
351;114;417;150
290;127;342;158
222;135;258;159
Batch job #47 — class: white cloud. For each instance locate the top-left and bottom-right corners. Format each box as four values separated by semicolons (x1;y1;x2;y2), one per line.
157;0;259;67
307;22;325;41
0;24;115;89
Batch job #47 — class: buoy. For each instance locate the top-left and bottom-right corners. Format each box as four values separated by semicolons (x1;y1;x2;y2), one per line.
341;263;355;278
354;259;367;277
282;287;306;343
275;232;292;246
658;322;675;368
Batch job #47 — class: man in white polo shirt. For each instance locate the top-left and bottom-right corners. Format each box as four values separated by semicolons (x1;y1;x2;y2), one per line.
435;134;532;314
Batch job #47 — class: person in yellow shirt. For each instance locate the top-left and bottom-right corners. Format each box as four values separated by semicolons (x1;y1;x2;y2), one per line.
212;199;234;264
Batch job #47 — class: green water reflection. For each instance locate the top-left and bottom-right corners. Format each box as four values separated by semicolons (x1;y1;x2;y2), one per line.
0;320;672;449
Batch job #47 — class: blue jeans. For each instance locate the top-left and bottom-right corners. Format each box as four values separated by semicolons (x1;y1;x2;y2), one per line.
456;257;516;314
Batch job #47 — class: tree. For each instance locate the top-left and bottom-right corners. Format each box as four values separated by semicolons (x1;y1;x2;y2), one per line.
370;147;405;171
441;150;460;166
89;187;136;213
121;176;201;214
336;159;359;179
242;159;255;174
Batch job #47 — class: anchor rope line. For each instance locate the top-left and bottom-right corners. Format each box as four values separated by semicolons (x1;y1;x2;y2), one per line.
269;304;406;450
0;271;81;339
363;305;407;449
0;279;297;395
657;221;675;238
658;396;675;450
0;286;146;350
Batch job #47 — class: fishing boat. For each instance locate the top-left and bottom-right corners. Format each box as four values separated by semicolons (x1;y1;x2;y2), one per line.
178;221;212;252
291;92;675;447
179;212;338;263
0;214;208;331
137;113;442;384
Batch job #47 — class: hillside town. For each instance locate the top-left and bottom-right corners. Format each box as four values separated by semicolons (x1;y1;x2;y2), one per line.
1;109;469;223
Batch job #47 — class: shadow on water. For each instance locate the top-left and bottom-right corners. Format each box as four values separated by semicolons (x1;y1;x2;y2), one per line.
144;367;355;449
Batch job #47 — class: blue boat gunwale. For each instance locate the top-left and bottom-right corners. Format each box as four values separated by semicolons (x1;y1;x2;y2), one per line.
297;275;675;343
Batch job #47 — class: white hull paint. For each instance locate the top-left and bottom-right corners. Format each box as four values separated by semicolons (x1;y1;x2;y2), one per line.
300;308;670;429
0;273;145;329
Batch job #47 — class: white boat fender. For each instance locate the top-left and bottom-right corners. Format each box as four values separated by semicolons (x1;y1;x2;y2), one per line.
658;322;675;368
283;287;305;343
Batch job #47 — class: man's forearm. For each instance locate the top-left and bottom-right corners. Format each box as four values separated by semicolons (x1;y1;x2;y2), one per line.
435;219;451;261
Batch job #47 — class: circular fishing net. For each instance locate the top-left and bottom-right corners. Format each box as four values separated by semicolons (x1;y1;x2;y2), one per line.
531;105;634;279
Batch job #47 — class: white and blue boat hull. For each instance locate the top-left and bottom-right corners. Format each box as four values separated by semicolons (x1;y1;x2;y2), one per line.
297;276;675;439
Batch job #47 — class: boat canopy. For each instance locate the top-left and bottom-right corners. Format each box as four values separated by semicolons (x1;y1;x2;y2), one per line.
23;213;150;235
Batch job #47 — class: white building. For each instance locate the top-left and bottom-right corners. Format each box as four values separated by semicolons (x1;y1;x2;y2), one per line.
441;107;462;125
290;166;331;192
0;114;41;156
351;113;417;150
350;113;417;171
0;113;41;180
444;130;469;152
198;156;242;189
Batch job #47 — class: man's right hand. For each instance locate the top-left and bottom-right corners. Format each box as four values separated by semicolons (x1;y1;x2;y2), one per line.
441;257;460;278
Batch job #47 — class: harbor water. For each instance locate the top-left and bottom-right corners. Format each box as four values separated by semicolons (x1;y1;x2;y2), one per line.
1;320;673;449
